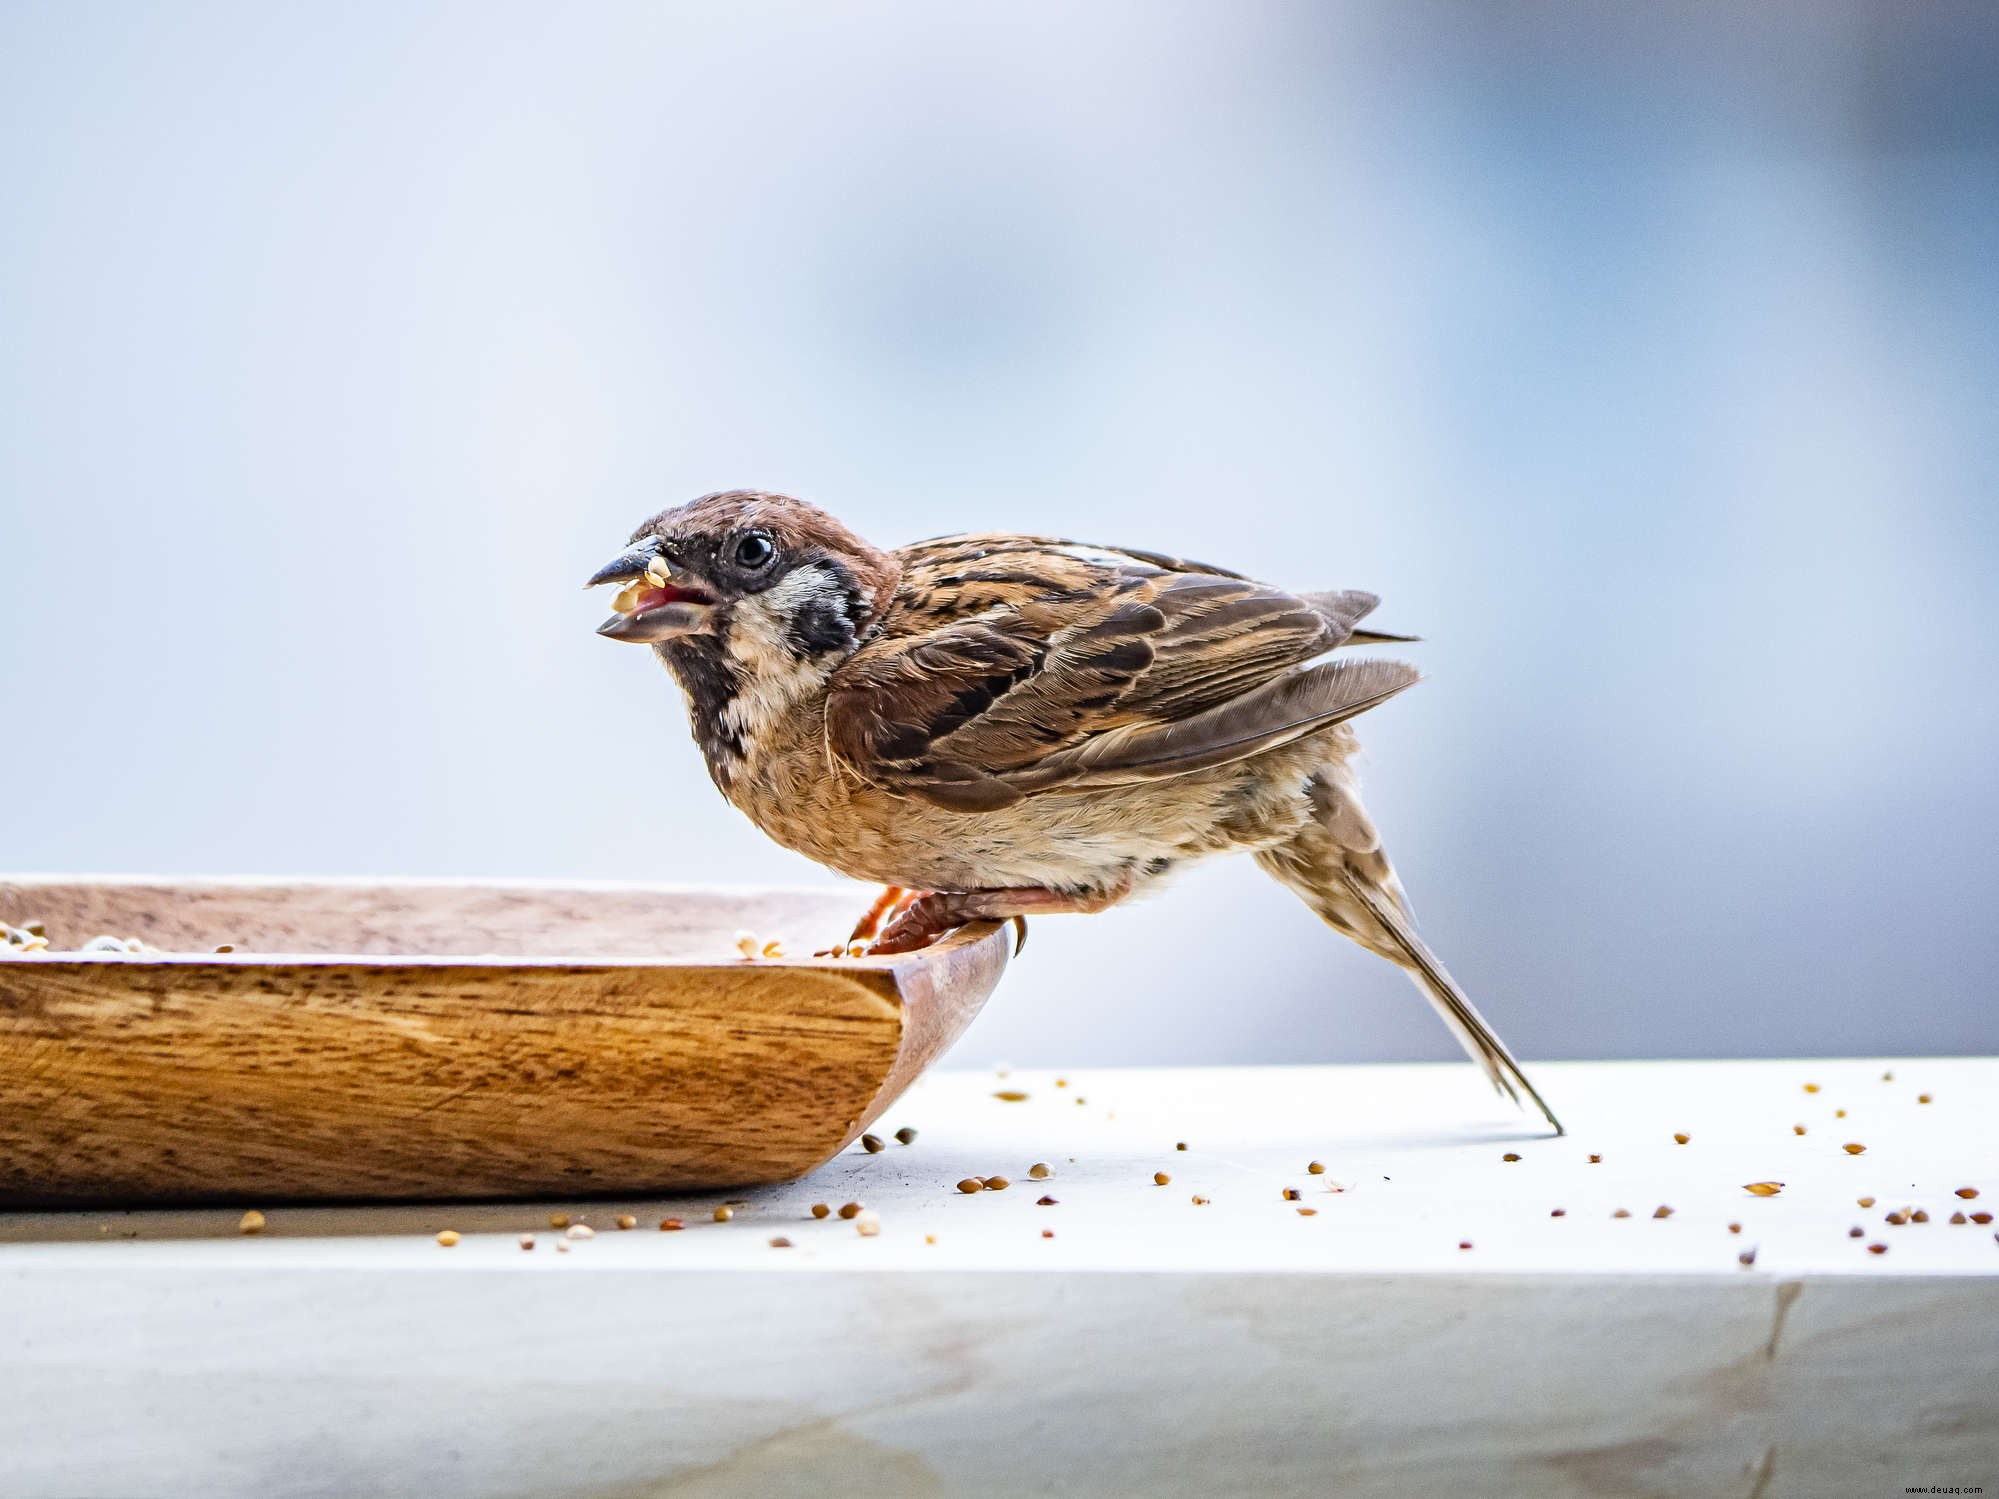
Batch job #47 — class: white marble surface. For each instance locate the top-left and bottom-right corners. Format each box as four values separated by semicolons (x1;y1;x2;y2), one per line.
2;1059;1995;1497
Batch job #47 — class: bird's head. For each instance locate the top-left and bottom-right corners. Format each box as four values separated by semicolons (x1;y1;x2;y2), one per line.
587;489;900;673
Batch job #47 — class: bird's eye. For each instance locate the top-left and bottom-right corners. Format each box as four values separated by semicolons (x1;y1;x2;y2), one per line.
732;532;776;570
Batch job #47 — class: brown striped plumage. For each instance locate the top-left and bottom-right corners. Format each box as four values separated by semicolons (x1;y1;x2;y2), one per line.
589;491;1560;1133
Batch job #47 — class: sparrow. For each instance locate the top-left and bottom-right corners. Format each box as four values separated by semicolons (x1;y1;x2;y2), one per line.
588;490;1561;1134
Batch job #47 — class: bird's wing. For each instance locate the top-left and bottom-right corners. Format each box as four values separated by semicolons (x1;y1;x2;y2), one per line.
824;535;1419;812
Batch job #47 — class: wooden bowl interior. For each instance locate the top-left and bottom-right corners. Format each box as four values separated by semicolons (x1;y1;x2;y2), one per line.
0;880;867;962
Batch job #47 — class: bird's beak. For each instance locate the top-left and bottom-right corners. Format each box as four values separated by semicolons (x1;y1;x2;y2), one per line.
585;539;718;644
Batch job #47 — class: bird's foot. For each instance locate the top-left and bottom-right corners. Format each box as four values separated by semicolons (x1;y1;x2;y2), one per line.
817;886;919;956
867;877;1133;957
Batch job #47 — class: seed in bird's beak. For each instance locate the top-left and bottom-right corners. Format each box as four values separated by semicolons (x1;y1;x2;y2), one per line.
646;559;671;587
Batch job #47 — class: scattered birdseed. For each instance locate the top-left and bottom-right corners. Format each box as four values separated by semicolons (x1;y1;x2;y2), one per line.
1297;1207;1318;1217
1881;1070;1893;1081
1951;1212;1968;1225
549;1213;570;1230
895;1127;918;1145
712;1207;733;1223
239;1210;266;1235
1835;1109;1846;1118
1956;1188;1980;1199
1842;1143;1867;1155
956;1179;984;1195
1612;1209;1632;1219
659;1218;684;1231
1041;1229;1054;1239
811;1204;830;1219
1281;1188;1299;1201
519;1235;535;1250
1176;1142;1188;1152
1972;1213;1994;1225
1728;1222;1742;1234
1653;1205;1674;1219
1802;1083;1819;1093
1918;1093;1933;1104
734;931;760;960
1502;1153;1521;1163
1885;1210;1909;1226
556;1241;570;1254
924;1234;936;1245
1849;1227;1865;1237
1154;1173;1172;1187
616;1215;636;1231
1307;1161;1325;1175
1191;1195;1210;1206
1793;1125;1806;1135
1858;1196;1876;1208
855;1211;881;1237
1744;1182;1784;1196
1028;1163;1051;1180
1036;1195;1057;1206
1673;1133;1690;1145
1911;1210;1930;1224
1868;1243;1888;1255
1551;1208;1567;1218
1587;1154;1602;1164
1074;1097;1087;1105
213;944;234;953
861;1134;885;1153
838;1202;862;1219
769;1237;792;1248
1458;1241;1473;1250
1055;1078;1068;1087
436;1230;461;1247
760;941;784;959
1739;1249;1758;1267
993;1090;1029;1102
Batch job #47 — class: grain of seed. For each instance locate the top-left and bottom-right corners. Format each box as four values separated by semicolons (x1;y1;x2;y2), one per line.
1739;1249;1758;1267
1793;1125;1806;1135
1154;1172;1171;1186
1673;1133;1690;1145
1972;1213;1994;1225
1849;1227;1865;1237
924;1234;936;1244
1868;1243;1888;1255
861;1134;885;1153
1502;1153;1521;1162
1842;1142;1867;1155
1918;1093;1933;1104
760;941;783;959
769;1237;792;1248
1858;1196;1876;1208
1552;1208;1567;1218
238;1210;266;1235
986;1176;1011;1191
734;931;760;960
659;1218;684;1231
993;1090;1029;1102
1951;1212;1968;1225
855;1211;881;1237
1612;1209;1631;1219
1885;1210;1909;1225
1803;1083;1819;1093
1956;1188;1980;1199
1835;1108;1846;1117
1728;1223;1742;1234
1911;1209;1930;1223
811;1204;830;1219
1588;1154;1602;1164
1281;1188;1299;1201
957;1179;984;1195
1653;1205;1674;1219
712;1207;733;1223
1075;1097;1087;1105
1028;1163;1051;1180
549;1213;570;1230
519;1235;535;1250
1744;1182;1784;1196
1458;1241;1473;1250
436;1230;461;1247
838;1202;862;1219
895;1127;918;1145
1176;1141;1188;1151
1041;1229;1054;1239
1881;1070;1893;1081
1036;1195;1057;1206
616;1215;636;1231
1191;1195;1210;1206
556;1241;570;1253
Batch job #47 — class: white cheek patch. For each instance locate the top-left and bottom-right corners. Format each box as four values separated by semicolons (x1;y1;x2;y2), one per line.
718;565;846;751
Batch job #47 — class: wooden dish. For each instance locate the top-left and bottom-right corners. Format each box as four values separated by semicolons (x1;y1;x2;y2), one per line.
0;877;1010;1207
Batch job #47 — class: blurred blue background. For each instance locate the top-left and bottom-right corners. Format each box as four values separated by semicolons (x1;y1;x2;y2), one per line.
2;2;1994;1067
